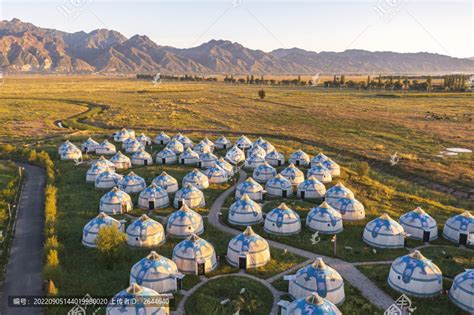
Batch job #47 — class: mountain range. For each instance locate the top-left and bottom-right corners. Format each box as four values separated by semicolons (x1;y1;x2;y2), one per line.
1;18;473;75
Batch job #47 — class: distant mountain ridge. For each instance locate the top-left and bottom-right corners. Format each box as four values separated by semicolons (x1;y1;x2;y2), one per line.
1;18;473;75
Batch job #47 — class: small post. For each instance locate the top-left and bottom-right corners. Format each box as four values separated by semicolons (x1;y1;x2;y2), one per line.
7;204;11;220
331;235;337;257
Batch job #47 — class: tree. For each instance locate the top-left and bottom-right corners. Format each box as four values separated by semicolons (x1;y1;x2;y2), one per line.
426;76;432;91
340;75;345;86
355;161;370;177
96;226;126;267
258;89;266;100
47;280;59;296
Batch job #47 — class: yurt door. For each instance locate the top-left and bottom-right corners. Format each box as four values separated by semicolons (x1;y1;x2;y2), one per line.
162;158;166;164
198;161;202;168
282;190;287;198
278;160;281;166
423;231;430;243
160;140;164;145
197;263;205;275
181;158;185;165
300;191;305;200
144;159;148;166
121;203;128;213
178;200;183;208
176;278;182;290
295;160;300;166
149;200;155;210
223;144;227;149
459;233;467;245
239;256;247;269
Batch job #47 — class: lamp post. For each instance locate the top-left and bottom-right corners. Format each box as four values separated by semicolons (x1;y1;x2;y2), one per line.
331;235;337;257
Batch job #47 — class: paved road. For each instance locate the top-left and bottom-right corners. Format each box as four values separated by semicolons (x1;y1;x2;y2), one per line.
1;163;45;315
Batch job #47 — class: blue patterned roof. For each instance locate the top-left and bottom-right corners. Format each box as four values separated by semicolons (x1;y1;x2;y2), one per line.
266;174;292;189
328;197;364;215
265;150;284;160
200;152;218;162
322;159;339;170
181;148;200;159
266;203;300;227
237;178;264;193
399;207;437;229
446;211;473;232
153;172;178;187
281;164;304;180
156;148;177;158
119;172;146;189
298;177;325;191
100;187;131;204
325;183;354;199
131;252;178;281
254;163;277;177
391;251;442;284
139;184;167;199
230;226;268;253
167;204;203;228
173;234;214;259
96;170;122;183
293;258;342;298
176;184;204;198
230;194;261;216
155;132;170;141
365;214;404;238
311;153;329;164
215;136;231;145
288;293;341;315
111;151;131;162
307;202;341;227
126;215;164;239
87;163;108;175
83;212;120;237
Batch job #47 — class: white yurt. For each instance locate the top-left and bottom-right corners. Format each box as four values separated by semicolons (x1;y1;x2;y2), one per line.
182;169;209;190
95;170;123;189
442;211;474;246
179;148;200;165
228;193;263;226
110;151;132;170
138;183;169;210
245;154;266;169
307;163;333;184
363;213;405;249
247;144;267;159
215;136;232;149
288;258;345;304
265;150;285;167
131;149;153;166
154;131;171;145
280;164;305;187
322;159;341;177
96;140;116;155
388;250;443;297
235;177;265;201
172;234;217;275
399;207;438;242
125;138;144;154
179;135;194;149
199;152;218;169
166;204;204;237
136;133;152;146
306;202;343;234
152;172;179;194
285;293;342;315
173;183;205;208
118;171;147;194
82;212;123;248
129;251;182;293
310;153;329;167
114;128;135;142
324;182;355;204
58;140;73;154
254;137;275;153
225;146;246;165
156;148;178;165
126;214;165;247
215;157;234;176
171;132;185;142
264;203;301;235
193;141;211;155
449;269;474;313
329;197;366;221
297;176;326;199
265;174;293;198
226;226;270;269
92;156;115;170
288;149;310;167
81;138;99;153
107;284;168;315
86;163;107;183
235;135;253;150
201;137;215;150
166;139;184;154
204;166;228;184
99;187;133;214
60;144;82;161
122;137;136;150
253;162;277;183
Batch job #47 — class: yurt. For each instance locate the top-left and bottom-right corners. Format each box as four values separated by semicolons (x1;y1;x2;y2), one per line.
179;135;194;149
226;226;270;269
297;176;326;199
131;149;153;166
201;137;215;151
179;148;200;165
307;163;333;184
285;293;342;315
280;164;305;187
173;183;205;208
136;133;152;146
152;172;179;194
265;150;285;167
323;159;341;177
388;250;443;297
449;269;474;313
252;162;277;183
325;182;355;204
154;132;171;145
204;166;228;184
363;213;405;249
166;204;204;237
92;156;115;170
306;202;343;234
215;136;232;149
107;284;169;315
225;146;246;165
129;251;182;293
235;135;253;150
247;144;267;159
96;140;116;155
265;174;293;198
82;212;123;248
199;152;218;168
182;169;209;190
81;138;99;153
86;164;107;183
228;194;263;226
288;149;310;167
114;128;135;142
442;211;474;246
156;148;178;165
60;144;82;161
99;187;133;214
215;157;234;176
193;141;211;155
110;151;132;170
138;183;169;210
166;139;184;154
172;234;217;275
264;203;301;235
125;138;144;154
122;137;136;150
95;170;123;189
244;154;266;169
288;258;345;304
171;132;185;142
310;153;329;167
126;214;165;247
329;197;366;221
399;207;438;242
235;177;265;201
118;171;147;194
254;137;275;153
58;140;73;154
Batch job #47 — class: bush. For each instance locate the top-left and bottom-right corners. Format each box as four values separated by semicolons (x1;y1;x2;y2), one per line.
356;161;370;177
96;226;126;268
46;249;59;267
47;280;58;296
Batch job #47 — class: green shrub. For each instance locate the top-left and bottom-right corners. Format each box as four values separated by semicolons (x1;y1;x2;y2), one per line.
355;161;370;177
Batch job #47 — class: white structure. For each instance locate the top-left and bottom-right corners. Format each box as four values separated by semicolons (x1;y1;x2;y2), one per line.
245;154;266;169
199;152;218;168
363;214;405;249
122;137;136;150
388;250;443;297
449;269;474;313
99;187;133;214
322;159;341;177
136;133;152;146
324;182;354;204
179;148;200;165
172;234;217;275
86;164;107;183
179;135;194;149
204;166;228;184
114;128;135;142
131;149;153;166
306;202;343;234
225;146;246;165
60;144;82;161
310;153;329;167
247;144;267;159
235;178;265;201
182;169;209;190
264;203;301;235
138;183;170;210
166;204;204;237
154;132;171;145
173;183;205;208
265;174;293;198
125;138;145;154
92;156;115;170
96;140;116;155
156;148;178;165
126;214;165;247
228;194;263;226
193;141;211;155
288;149;310;167
253;162;277;183
58;140;73;155
166;139;184;154
215;136;232;149
82;212;123;248
215;157;234;176
307;163;333;184
152;172;179;194
81;138;99;153
297;176;326;199
235;135;253;150
328;197;365;221
399;207;438;242
254;137;275;153
226;226;270;269
110;151;132;170
118;171;147;194
443;211;474;246
265;150;285;167
280;164;305;187
95;170;123;189
282;293;342;315
201;137;215;151
107;284;169;315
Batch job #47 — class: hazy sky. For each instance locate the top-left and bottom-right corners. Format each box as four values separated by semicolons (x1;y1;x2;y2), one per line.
1;0;473;58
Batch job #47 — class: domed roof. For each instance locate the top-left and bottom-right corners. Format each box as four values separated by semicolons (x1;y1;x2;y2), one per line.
215;136;232;145
87;163;108;175
100;187;132;204
290;149;310;161
132;148;152;160
173;234;215;261
131;251;178;278
99;139;115;148
110;151;131;163
181;147;200;159
96;170;122;182
200;152;218;162
193;141;211;154
202;137;214;147
246;154;266;164
136;133;150;141
119;171;146;188
157;147;177;158
446;211;473;231
58;140;74;152
254;162;277;176
107;284;163;314
307;202;342;230
288;292;341;315
139;183;168;199
204;166;227;178
126;138;143;149
265;203;300;227
172;132;185;141
281;164;304;182
83;212;121;238
215;157;233;170
266;174;292;189
307;163;331;175
365;213;404;236
126;214;164;239
82;137;99;147
166;139;184;152
153;171;178;186
254;137;275;153
247;144;267;158
177;182;203;196
236;135;253;148
155;131;170;140
62;143;81;154
322;159;339;170
229;226;268;254
400;207;437;229
93;156;115;168
311;153;329;164
449;269;474;313
179;135;194;146
183;169;208;184
298;176;326;191
325;182;354;199
226;146;246;164
166;204;204;235
237;177;264;193
230;194;262;216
